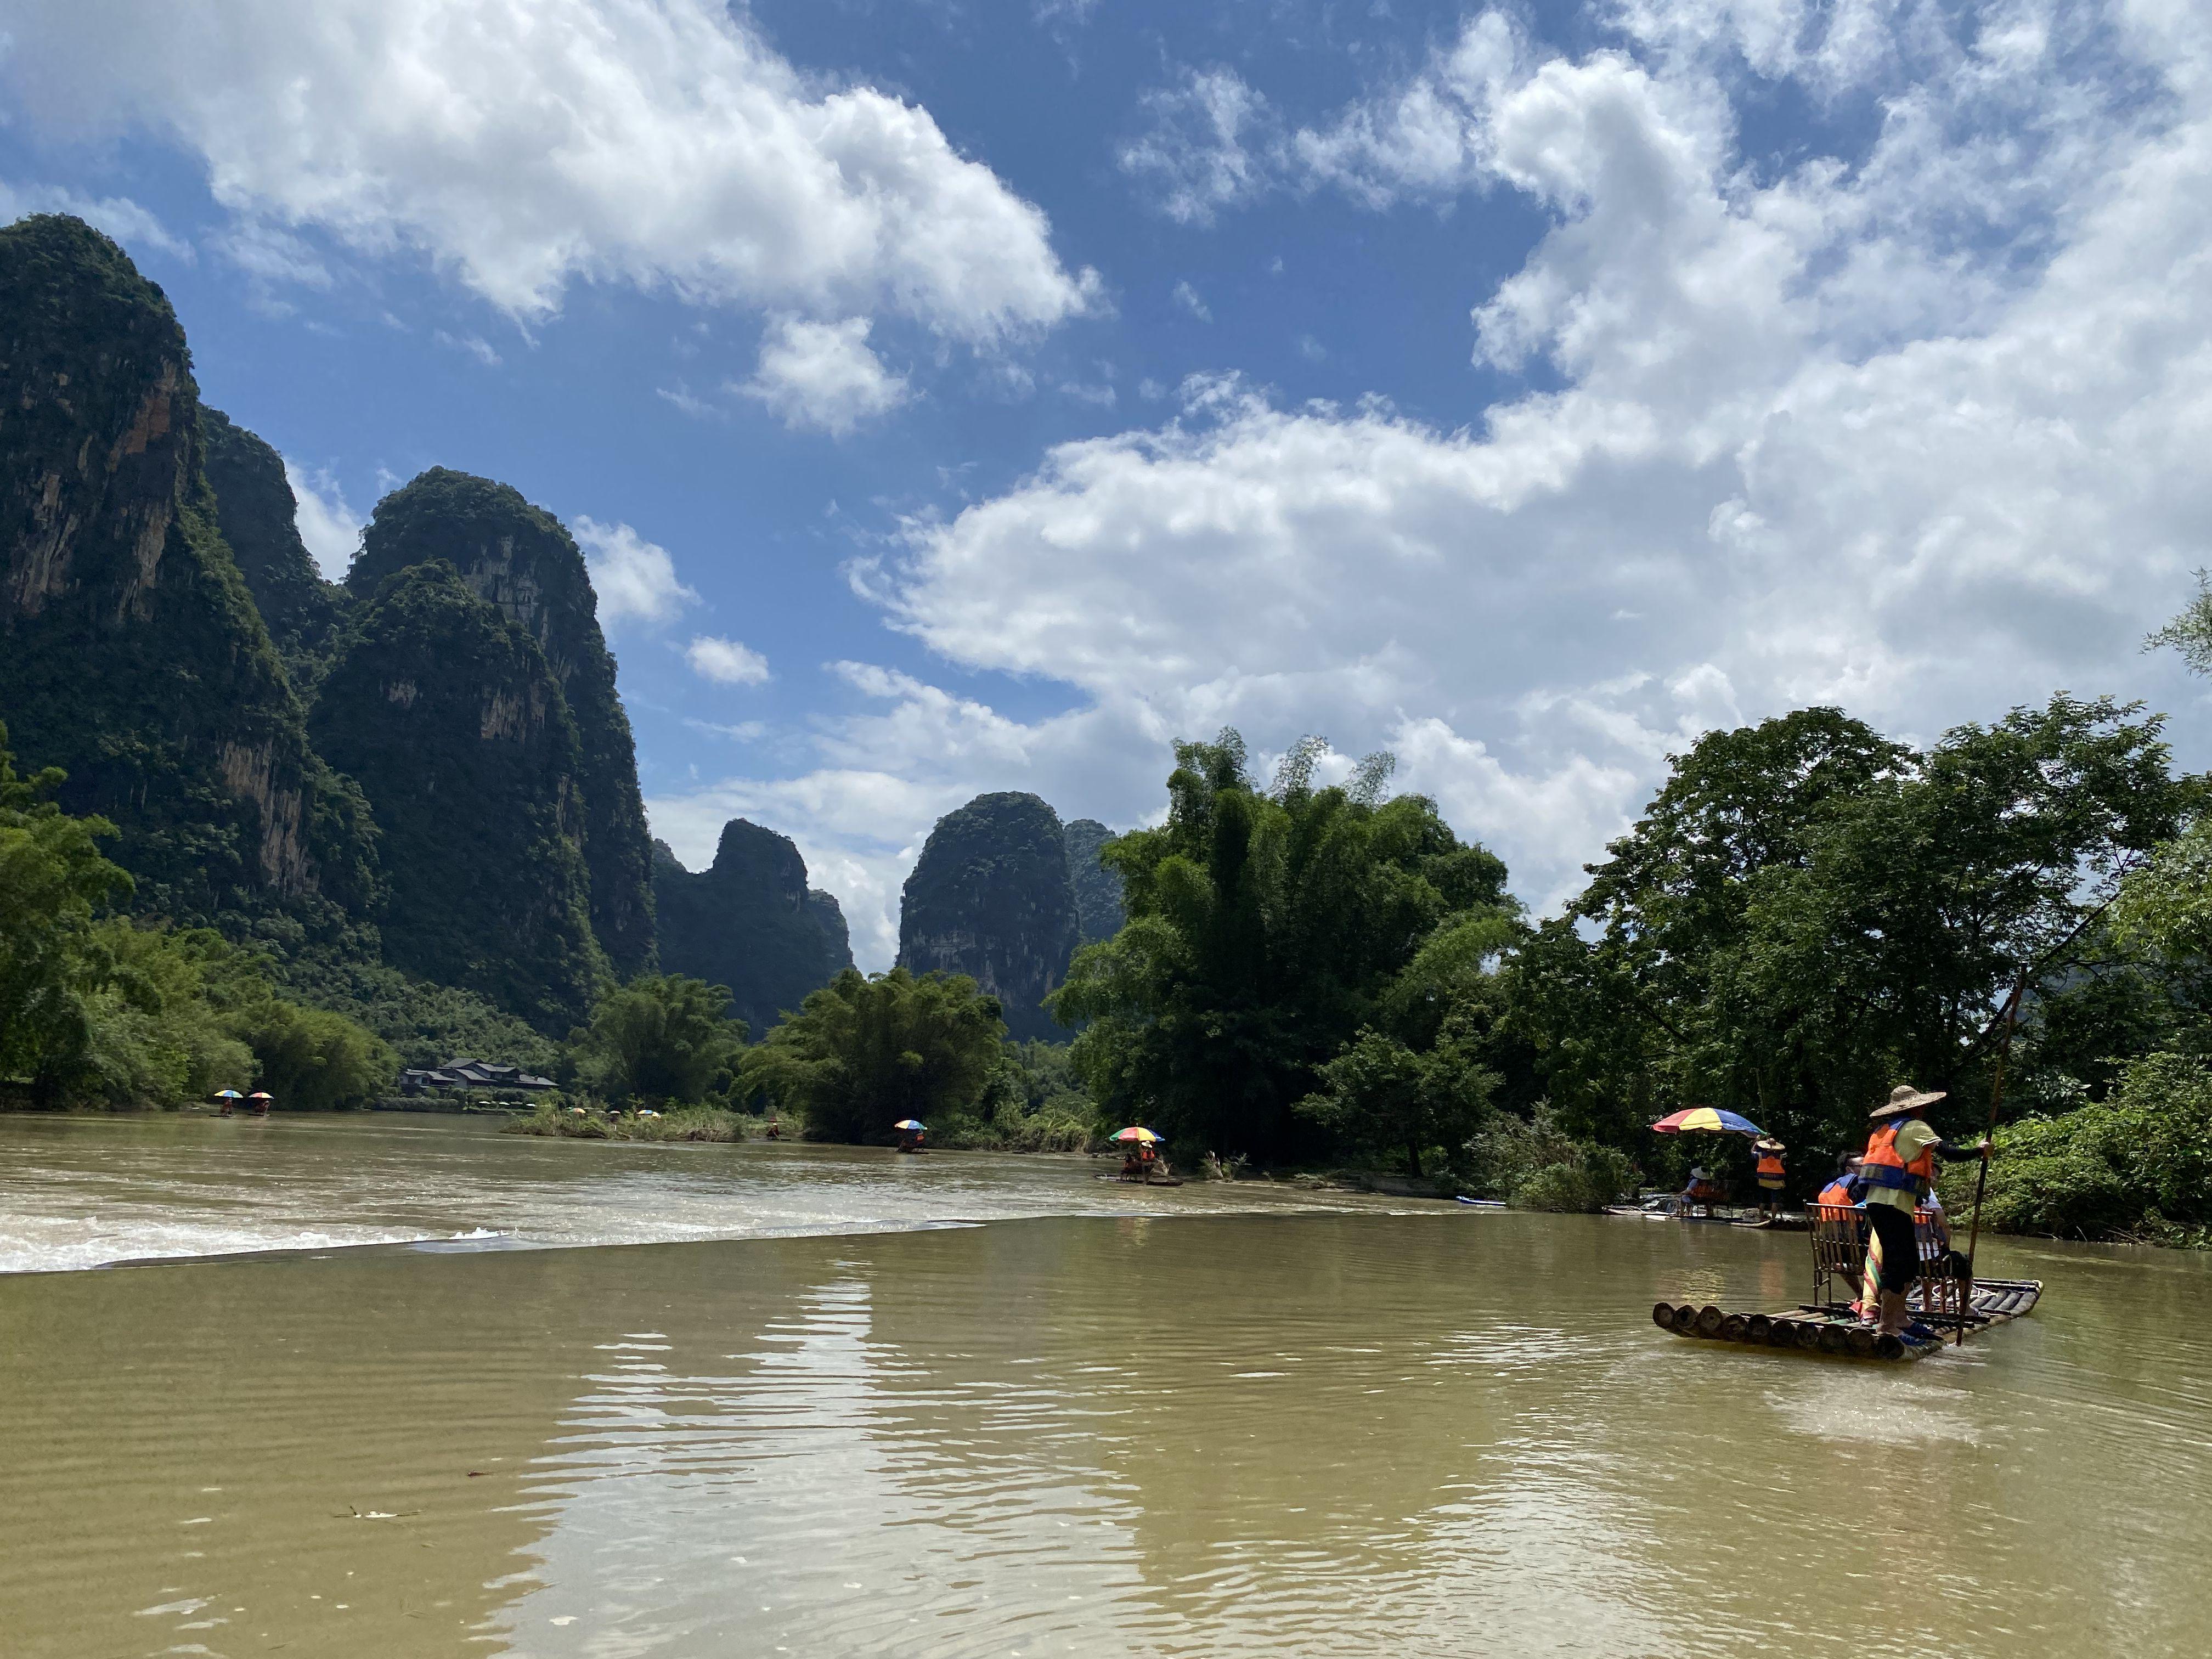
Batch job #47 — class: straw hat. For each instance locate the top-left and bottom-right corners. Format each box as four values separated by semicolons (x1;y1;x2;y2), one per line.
1871;1084;1946;1119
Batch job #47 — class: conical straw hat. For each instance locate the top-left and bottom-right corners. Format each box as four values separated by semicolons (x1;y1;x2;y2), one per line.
1871;1084;1946;1119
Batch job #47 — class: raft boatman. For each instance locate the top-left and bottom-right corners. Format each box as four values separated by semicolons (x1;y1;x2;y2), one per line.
1753;1138;1787;1219
1859;1085;1989;1338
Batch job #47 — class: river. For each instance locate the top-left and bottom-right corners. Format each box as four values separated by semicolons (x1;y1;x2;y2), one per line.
2;1113;2208;1657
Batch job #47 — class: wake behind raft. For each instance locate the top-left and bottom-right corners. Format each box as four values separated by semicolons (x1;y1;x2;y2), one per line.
1652;1202;2042;1362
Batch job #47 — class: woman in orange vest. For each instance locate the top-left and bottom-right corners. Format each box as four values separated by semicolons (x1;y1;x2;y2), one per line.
1753;1139;1786;1219
1859;1084;1989;1337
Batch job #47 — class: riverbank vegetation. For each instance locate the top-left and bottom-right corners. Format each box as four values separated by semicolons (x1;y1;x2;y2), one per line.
509;1101;748;1141
739;965;1006;1142
1943;1052;2212;1245
1053;732;1522;1170
1043;650;2212;1231
1;724;393;1111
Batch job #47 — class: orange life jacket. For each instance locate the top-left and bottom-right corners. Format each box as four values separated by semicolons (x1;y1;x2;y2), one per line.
1861;1118;1936;1197
1756;1152;1785;1180
1816;1178;1858;1207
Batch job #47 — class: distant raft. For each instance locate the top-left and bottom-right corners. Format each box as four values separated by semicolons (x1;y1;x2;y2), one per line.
1651;1277;2042;1362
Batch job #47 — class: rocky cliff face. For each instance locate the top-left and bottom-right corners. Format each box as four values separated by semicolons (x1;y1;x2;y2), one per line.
0;214;377;926
348;470;655;975
652;823;854;1037
200;407;345;680
309;562;606;1032
1063;818;1124;946
898;792;1080;1041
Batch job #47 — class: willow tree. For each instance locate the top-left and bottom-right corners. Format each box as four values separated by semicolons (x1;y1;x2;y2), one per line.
1053;731;1519;1163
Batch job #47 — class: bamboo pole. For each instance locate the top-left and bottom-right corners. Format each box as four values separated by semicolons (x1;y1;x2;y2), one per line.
1960;974;2027;1346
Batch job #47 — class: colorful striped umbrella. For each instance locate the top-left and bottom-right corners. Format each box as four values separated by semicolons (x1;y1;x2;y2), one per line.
892;1119;925;1131
1651;1107;1764;1136
1111;1126;1161;1143
213;1090;242;1099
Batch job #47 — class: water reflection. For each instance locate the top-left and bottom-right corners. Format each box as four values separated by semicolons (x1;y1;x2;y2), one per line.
2;1211;2209;1657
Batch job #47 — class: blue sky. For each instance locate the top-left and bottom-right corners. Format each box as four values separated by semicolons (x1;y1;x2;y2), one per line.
5;0;2209;964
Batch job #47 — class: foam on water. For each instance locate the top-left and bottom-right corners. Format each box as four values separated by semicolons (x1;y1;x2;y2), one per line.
0;1112;1412;1274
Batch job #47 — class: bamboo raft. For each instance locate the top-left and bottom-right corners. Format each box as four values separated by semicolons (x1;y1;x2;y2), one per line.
1652;1277;2042;1361
1652;1201;2043;1361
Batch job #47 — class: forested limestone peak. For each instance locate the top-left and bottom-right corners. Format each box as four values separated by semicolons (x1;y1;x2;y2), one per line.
899;791;1080;1042
652;822;855;1038
350;467;655;975
200;407;346;681
1063;818;1124;946
309;561;607;1034
0;213;377;928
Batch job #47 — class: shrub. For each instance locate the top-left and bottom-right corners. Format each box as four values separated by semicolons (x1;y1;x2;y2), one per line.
1464;1107;1637;1211
509;1102;744;1141
1948;1050;2212;1242
939;1040;1100;1150
569;974;747;1108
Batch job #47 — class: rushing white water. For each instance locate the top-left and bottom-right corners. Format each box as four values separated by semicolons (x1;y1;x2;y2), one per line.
0;1112;1418;1273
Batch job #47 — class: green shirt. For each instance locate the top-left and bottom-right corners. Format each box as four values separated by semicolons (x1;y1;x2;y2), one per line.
1865;1117;1938;1213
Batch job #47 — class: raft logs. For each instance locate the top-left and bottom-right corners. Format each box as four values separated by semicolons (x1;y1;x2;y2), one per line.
1650;1301;1905;1359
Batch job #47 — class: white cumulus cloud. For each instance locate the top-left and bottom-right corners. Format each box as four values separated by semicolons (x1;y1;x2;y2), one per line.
685;0;2212;938
1;0;1097;342
741;315;910;435
281;460;362;579
686;636;772;686
573;516;698;627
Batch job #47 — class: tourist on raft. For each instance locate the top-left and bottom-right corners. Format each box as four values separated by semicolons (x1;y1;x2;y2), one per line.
1816;1154;1864;1209
1678;1165;1722;1216
1859;1085;1989;1337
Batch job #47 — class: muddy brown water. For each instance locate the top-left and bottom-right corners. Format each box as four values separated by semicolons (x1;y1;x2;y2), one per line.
2;1114;2208;1657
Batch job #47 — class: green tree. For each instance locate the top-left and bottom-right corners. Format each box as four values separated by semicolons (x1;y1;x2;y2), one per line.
1511;708;1904;1148
1463;1107;1639;1212
1946;1051;2212;1242
71;921;257;1108
1;721;134;1103
957;1040;1099;1151
1295;1017;1498;1177
1053;731;1518;1162
2114;822;2212;965
1511;698;2190;1182
743;967;1005;1143
225;996;394;1111
569;974;749;1107
2146;569;2212;676
2103;577;2212;1020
